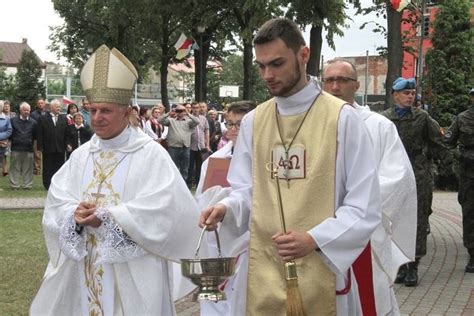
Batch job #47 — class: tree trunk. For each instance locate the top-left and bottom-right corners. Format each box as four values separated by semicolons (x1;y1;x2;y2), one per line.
307;25;323;76
385;0;403;108
160;54;170;110
242;39;253;100
160;20;171;110
194;33;210;102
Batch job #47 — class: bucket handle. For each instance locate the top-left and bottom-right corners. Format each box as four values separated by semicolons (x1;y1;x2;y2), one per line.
195;225;222;259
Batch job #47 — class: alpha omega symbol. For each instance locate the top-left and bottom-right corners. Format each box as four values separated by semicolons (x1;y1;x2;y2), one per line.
271;144;306;180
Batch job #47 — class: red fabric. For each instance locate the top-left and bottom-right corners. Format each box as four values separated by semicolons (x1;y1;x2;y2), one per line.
352;242;376;316
390;0;401;10
62;95;74;105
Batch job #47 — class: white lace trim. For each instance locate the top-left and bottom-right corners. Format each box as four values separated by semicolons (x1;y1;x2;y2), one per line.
93;208;147;264
57;207;147;263
59;210;87;261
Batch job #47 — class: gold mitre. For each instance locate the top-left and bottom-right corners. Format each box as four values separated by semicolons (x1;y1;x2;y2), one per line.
80;44;138;106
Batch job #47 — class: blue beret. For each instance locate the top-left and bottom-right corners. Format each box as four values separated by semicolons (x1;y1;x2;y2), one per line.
392;77;416;92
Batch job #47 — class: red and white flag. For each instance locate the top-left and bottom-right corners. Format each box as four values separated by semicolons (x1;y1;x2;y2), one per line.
174;33;193;60
391;0;410;12
63;95;74;105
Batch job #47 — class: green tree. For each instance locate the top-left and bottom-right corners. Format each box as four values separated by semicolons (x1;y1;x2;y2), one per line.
207;54;268;104
15;49;45;106
284;0;347;76
0;68;16;105
227;1;280;100
425;0;473;127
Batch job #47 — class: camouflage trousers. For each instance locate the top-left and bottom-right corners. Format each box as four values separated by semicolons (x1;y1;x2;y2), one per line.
415;175;432;259
458;176;474;254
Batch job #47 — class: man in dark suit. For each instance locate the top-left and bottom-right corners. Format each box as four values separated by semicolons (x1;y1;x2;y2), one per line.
36;99;68;189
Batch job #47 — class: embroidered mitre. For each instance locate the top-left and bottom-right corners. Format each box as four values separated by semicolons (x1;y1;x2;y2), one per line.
80;45;138;106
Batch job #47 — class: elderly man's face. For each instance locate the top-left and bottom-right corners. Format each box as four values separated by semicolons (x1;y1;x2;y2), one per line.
90;103;131;139
50;102;61;115
20;105;30;119
393;89;416;108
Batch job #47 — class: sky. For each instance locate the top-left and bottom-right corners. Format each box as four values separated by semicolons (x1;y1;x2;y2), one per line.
0;0;386;64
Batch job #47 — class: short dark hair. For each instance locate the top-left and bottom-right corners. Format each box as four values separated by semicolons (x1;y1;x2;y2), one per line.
228;100;256;115
253;18;305;54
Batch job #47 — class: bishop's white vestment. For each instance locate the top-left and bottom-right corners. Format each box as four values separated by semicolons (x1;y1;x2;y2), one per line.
216;80;381;315
30;126;204;316
354;103;417;316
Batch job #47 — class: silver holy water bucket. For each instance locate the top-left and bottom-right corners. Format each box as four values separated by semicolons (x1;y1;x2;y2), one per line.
181;226;236;302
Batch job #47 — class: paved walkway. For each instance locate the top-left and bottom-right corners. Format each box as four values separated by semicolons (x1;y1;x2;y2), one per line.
1;192;472;315
175;192;473;316
395;192;473;315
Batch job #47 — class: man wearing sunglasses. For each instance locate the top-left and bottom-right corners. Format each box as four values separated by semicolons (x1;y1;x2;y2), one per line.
158;103;200;180
382;77;453;287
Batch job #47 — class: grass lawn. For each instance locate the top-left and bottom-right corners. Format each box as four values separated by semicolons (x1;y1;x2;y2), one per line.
0;210;48;315
0;171;47;198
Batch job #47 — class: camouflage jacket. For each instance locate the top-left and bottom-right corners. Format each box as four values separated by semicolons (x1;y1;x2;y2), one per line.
381;106;453;178
444;106;474;177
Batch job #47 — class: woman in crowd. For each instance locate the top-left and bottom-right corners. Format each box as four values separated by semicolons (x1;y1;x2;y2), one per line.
0;101;13;179
146;105;168;148
2;100;15;176
65;112;93;158
208;109;222;152
66;103;79;125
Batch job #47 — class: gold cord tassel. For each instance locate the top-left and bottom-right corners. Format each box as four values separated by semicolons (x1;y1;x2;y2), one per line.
285;261;306;316
266;162;306;316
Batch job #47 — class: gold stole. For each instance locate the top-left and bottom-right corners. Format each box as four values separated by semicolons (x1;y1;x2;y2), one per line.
247;93;345;315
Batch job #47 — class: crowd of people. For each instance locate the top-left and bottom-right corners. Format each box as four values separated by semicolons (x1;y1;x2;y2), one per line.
0;16;471;316
0;98;94;190
0;96;229;192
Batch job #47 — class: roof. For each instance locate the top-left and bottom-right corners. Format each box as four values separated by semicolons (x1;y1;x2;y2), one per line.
0;39;46;68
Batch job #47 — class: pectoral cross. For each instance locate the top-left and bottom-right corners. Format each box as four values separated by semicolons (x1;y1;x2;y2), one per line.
90;173;107;205
91;191;106;204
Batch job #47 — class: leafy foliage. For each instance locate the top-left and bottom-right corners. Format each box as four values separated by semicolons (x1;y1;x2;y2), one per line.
15;50;45;107
284;0;347;76
0;68;16;107
207;54;268;105
424;0;473;126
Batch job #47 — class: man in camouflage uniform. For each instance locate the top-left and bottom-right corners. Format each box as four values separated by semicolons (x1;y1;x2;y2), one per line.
444;88;474;273
381;77;453;286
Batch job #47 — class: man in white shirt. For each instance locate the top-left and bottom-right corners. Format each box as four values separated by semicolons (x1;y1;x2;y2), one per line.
323;59;417;316
30;45;203;315
200;18;381;315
